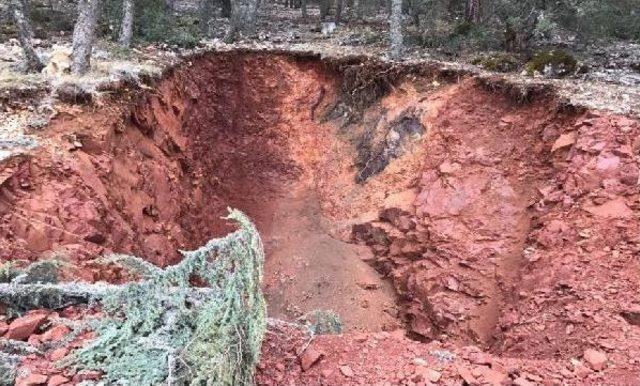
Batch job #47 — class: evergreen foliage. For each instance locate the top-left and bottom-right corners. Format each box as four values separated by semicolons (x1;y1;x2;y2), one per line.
68;209;267;386
102;0;201;47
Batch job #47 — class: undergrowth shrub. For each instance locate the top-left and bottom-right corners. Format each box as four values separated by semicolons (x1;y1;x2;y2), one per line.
525;49;577;77
420;21;501;55
471;52;521;72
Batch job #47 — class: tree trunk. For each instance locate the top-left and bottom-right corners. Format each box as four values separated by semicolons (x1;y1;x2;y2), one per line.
465;0;481;23
335;0;344;23
119;0;134;48
9;0;44;73
354;0;364;21
389;0;402;59
221;0;232;18
199;0;215;35
227;0;258;40
319;0;330;20
301;0;307;19
71;0;101;75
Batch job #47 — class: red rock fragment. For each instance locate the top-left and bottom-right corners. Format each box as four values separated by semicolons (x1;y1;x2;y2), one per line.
47;375;69;386
583;349;608;371
456;364;477;385
551;132;577;152
513;377;536;386
49;347;70;361
40;325;71;343
585;197;633;219
468;351;493;366
300;348;324;371
6;311;50;341
413;367;441;383
16;373;48;386
339;365;354;377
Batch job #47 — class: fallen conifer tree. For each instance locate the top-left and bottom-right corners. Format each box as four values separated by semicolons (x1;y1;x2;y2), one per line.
0;209;266;386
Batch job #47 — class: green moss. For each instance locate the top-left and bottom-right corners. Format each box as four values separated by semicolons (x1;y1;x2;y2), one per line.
525;50;577;77
471;53;521;72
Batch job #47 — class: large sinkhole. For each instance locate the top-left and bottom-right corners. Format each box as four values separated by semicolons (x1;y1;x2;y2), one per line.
0;51;576;352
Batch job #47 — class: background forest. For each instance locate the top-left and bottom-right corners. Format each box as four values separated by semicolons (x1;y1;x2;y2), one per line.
1;0;639;76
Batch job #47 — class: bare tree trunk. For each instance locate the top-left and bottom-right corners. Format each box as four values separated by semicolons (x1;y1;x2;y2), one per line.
119;0;134;48
71;0;101;75
221;0;231;18
335;0;344;23
389;0;402;59
319;0;330;20
199;0;215;34
301;0;307;19
465;0;481;23
227;0;259;41
354;0;364;21
9;0;44;73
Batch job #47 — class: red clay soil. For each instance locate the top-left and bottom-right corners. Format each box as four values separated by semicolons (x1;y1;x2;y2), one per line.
1;51;640;385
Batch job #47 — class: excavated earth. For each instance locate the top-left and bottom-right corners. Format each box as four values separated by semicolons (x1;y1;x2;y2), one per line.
1;51;640;385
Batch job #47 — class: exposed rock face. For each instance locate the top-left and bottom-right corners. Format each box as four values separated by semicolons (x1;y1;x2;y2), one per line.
351;83;640;376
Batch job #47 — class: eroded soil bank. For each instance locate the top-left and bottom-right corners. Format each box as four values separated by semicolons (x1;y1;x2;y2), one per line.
1;51;640;385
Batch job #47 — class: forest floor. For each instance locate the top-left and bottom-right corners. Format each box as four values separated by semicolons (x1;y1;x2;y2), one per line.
1;4;640;386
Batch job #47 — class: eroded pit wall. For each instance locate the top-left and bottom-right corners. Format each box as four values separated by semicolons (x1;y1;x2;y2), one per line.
1;51;640;364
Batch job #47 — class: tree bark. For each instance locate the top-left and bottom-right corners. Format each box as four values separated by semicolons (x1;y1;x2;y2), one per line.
319;0;330;20
389;0;402;59
71;0;101;75
465;0;481;23
119;0;135;48
227;0;259;41
335;0;344;23
221;0;232;17
354;0;364;21
9;0;44;73
301;0;307;19
199;0;215;35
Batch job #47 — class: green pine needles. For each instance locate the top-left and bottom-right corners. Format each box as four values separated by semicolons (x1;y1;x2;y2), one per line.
69;209;266;385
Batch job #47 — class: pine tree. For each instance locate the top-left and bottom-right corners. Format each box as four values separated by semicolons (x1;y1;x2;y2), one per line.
389;0;403;59
119;0;135;48
9;0;44;73
71;0;102;75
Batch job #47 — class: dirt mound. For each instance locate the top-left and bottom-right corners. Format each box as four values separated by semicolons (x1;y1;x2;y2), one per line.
1;50;640;385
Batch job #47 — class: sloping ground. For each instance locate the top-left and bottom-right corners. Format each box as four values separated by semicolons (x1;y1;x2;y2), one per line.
0;51;639;385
